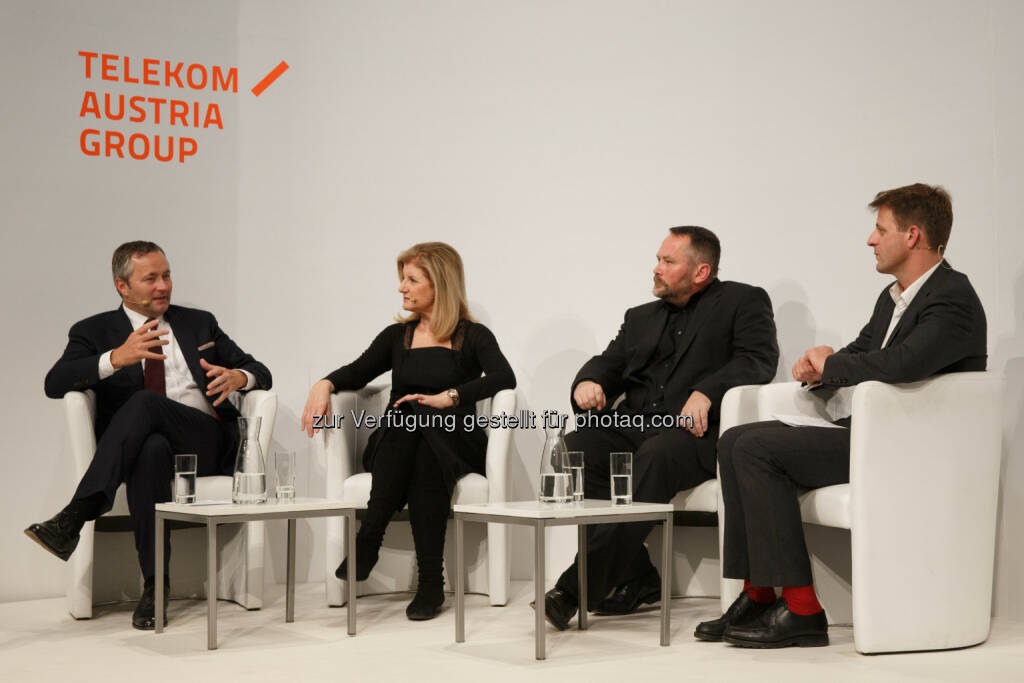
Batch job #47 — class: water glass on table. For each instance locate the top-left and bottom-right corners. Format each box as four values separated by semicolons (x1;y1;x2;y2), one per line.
610;451;632;505
174;453;197;504
275;451;296;502
566;451;584;502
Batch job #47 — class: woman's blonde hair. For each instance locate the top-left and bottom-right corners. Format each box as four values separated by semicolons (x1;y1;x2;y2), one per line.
395;242;474;341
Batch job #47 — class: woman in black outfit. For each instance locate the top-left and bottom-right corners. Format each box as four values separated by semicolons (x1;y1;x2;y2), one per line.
301;242;515;620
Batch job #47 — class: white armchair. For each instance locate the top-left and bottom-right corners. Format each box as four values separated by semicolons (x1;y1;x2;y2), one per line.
64;389;277;618
715;373;1002;654
322;386;515;606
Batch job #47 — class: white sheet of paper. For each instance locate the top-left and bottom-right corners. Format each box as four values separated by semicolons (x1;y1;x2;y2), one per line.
772;413;847;429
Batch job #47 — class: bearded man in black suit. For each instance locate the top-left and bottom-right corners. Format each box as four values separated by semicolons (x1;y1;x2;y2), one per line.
538;226;779;630
696;183;987;649
25;241;272;630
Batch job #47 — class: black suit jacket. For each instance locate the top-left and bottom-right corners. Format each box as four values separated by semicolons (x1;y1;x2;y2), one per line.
44;304;272;449
571;279;779;469
821;262;987;386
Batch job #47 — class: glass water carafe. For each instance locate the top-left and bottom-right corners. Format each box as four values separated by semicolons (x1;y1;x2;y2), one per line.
538;424;572;503
232;416;267;504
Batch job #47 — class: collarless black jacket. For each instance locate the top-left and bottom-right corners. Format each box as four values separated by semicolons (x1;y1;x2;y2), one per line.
571;279;779;434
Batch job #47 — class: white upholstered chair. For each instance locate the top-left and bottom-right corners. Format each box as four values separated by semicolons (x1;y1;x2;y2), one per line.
64;389;277;618
322;386;515;606
714;373;1002;653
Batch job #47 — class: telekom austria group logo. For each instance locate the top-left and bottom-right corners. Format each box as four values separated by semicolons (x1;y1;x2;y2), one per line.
77;51;289;164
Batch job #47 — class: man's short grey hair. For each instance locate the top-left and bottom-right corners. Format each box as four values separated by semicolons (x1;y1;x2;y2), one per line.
111;241;164;283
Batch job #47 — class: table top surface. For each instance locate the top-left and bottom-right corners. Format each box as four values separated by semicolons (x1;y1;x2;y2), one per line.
155;497;356;517
454;499;673;519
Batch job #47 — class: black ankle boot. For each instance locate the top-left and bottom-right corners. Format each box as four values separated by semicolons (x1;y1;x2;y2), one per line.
335;531;383;581
406;583;444;620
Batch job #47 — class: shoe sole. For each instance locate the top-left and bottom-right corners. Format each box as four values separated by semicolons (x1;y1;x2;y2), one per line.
693;630;724;642
407;609;443;621
723;633;829;648
591;588;661;616
529;601;570;631
24;528;71;562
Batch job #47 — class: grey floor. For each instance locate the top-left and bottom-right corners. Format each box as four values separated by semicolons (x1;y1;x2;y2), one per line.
2;581;1023;682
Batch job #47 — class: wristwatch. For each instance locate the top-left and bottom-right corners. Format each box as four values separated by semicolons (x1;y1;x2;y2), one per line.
446;388;460;408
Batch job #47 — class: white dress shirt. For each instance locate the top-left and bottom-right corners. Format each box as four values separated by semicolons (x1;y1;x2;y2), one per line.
98;305;254;418
880;260;942;349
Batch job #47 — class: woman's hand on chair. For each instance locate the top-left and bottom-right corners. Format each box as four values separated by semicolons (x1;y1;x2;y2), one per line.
300;379;335;437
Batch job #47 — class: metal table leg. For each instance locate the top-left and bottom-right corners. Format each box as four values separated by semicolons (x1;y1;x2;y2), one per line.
535;519;546;660
660;512;672;646
207;521;218;650
577;524;588;630
286;518;296;623
455;516;465;642
155;513;164;634
346;511;356;635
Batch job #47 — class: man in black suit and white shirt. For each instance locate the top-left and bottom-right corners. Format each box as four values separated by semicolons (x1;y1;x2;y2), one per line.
539;226;779;630
25;241;272;629
697;183;987;648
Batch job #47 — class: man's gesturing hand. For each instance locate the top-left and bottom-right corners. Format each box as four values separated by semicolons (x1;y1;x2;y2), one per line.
679;390;712;437
110;319;168;369
201;358;247;407
573;380;607;411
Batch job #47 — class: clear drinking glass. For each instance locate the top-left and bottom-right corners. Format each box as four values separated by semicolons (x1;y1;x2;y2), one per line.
174;453;197;504
610;452;633;505
275;451;296;502
566;451;584;503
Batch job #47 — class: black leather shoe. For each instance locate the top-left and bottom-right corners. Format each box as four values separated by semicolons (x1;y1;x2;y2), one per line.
24;511;82;561
695;592;774;642
530;587;578;631
723;599;828;648
132;579;169;631
592;569;661;615
406;585;445;621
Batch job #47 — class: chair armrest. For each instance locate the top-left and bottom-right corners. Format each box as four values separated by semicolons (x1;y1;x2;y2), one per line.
483;389;516;504
849;372;1002;532
719;382;829;432
240;390;277;457
321;385;390;499
64;391;97;478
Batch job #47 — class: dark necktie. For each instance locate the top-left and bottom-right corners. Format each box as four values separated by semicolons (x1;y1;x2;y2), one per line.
143;318;166;396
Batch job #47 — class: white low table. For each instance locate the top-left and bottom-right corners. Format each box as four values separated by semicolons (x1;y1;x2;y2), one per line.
453;499;674;660
154;497;357;649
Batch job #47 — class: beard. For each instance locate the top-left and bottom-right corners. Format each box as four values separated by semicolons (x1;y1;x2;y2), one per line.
653;276;691;303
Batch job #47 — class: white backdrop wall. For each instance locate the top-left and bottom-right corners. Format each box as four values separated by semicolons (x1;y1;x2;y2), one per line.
3;0;1023;618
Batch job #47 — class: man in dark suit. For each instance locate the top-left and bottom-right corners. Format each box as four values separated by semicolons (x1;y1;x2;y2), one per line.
25;241;272;630
539;226;779;630
697;183;987;648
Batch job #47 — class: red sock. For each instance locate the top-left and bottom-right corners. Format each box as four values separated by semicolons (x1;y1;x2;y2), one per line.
781;585;823;615
743;579;776;605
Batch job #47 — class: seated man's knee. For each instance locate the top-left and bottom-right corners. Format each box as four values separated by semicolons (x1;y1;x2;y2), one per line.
121;389;165;417
729;431;776;472
718;425;746;458
132;434;173;478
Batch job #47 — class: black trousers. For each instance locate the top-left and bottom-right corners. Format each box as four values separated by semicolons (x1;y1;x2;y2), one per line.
718;420;851;587
362;428;451;588
554;421;714;603
72;390;228;580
